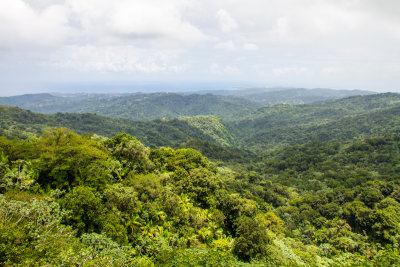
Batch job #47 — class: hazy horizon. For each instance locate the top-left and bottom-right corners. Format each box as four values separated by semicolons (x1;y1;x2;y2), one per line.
0;82;383;97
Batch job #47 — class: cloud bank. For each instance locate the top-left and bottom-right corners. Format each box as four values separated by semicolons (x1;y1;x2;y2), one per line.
1;0;400;93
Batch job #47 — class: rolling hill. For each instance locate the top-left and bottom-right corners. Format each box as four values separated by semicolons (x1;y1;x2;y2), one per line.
0;105;250;162
2;92;400;157
0;93;260;121
0;88;374;121
192;87;375;105
230;93;400;150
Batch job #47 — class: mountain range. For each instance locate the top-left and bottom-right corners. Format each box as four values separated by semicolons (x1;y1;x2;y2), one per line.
0;87;374;121
1;91;399;160
2;88;400;265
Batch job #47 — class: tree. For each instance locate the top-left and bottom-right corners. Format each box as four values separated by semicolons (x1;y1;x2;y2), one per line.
233;216;270;261
104;133;153;175
60;186;104;235
36;128;109;189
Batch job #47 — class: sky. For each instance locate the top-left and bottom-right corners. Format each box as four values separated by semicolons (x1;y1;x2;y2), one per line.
0;0;400;95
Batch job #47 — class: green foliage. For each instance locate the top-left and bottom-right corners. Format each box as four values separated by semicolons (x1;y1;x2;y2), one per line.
262;135;400;191
0;105;237;156
36;128;110;189
162;248;242;266
2;91;400;267
0;194;78;265
233;216;271;261
3;92;400;160
179;115;235;146
372;198;400;244
0;92;260;121
60;185;104;235
105;133;153;175
233;92;400;150
178;138;254;163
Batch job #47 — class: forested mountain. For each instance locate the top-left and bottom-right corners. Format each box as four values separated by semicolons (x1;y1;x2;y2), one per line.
68;93;260;121
192;87;374;105
1;92;400;266
0;88;374;121
0;93;260;121
0;93;126;114
2;92;400;156
231;93;400;150
0;106;232;147
0;106;253;163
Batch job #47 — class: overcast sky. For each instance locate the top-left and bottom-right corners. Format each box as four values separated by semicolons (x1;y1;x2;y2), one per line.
1;0;400;95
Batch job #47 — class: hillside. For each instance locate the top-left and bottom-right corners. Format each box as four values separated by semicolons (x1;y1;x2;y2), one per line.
71;93;261;121
0;106;248;163
194;87;374;105
0;88;374;122
0;93;261;121
231;93;400;150
0;93;124;113
2;92;400;155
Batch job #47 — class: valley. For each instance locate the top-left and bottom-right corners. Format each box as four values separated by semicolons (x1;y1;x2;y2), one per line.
1;89;400;266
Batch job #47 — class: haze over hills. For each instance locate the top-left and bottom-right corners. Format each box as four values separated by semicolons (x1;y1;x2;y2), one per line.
0;87;375;121
191;87;375;105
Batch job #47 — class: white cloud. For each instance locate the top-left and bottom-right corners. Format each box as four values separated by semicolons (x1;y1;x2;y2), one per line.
215;40;237;51
267;2;366;44
243;43;258;50
273;67;313;76
216;9;238;33
0;0;207;74
210;63;240;75
66;0;207;47
2;0;400;91
0;0;73;47
0;0;207;48
49;45;186;73
321;67;339;74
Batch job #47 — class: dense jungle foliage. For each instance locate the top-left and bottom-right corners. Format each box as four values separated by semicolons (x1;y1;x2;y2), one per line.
1;92;400;266
1;129;400;266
